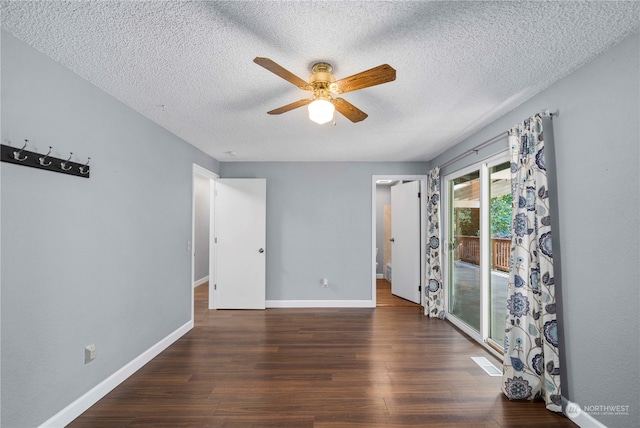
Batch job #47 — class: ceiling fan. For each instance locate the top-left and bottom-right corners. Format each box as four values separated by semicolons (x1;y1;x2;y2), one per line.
253;57;396;124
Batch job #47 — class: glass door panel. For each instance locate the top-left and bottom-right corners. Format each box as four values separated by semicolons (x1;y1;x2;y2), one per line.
489;162;511;346
449;170;481;331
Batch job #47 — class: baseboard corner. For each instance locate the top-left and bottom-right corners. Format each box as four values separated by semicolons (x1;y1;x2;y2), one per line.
193;276;209;288
562;396;607;428
39;320;193;428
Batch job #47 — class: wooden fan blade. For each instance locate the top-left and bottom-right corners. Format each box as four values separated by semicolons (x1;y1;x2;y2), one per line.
267;98;312;115
333;64;396;94
332;98;368;123
254;57;311;90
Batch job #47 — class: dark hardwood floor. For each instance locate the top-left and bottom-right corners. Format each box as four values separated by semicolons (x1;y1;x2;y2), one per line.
68;283;573;427
376;278;421;307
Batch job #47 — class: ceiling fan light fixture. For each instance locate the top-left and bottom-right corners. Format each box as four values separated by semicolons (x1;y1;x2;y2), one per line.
254;57;395;123
308;98;334;124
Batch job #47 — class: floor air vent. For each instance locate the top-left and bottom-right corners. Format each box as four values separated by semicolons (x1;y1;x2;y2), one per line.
471;357;502;377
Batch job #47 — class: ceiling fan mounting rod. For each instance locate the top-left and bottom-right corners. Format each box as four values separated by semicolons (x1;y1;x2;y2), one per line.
311;62;332;73
309;61;335;90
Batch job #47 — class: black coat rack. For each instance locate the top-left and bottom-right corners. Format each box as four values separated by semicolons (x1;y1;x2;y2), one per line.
1;140;90;178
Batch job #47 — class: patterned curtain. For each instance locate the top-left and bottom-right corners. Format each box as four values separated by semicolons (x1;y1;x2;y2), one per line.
501;115;561;412
425;167;445;319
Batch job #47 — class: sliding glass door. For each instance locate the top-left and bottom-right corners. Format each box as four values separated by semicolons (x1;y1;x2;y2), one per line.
445;154;511;353
449;169;481;331
488;161;511;347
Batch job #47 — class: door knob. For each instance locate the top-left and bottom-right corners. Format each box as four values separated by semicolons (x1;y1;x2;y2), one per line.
259;248;265;253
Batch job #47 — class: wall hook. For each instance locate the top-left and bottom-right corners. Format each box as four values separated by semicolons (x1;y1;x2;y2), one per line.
61;152;73;171
13;140;28;161
39;146;53;166
2;140;90;178
79;157;91;175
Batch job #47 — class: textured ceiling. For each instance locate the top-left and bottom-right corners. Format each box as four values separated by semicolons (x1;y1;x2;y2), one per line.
1;1;639;162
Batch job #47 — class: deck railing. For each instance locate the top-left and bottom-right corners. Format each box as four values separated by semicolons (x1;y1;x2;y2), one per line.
456;236;510;272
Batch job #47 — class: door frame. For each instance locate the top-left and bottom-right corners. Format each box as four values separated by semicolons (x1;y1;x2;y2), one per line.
371;175;427;308
442;151;509;359
442;162;483;342
191;164;219;322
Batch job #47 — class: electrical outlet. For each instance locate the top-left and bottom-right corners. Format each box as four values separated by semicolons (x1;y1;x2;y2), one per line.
322;278;329;288
85;344;96;364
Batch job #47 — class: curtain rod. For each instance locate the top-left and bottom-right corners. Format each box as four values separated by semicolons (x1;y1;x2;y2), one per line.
436;109;558;170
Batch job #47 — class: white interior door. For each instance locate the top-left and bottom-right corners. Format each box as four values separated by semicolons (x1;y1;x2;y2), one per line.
390;180;421;304
214;179;266;309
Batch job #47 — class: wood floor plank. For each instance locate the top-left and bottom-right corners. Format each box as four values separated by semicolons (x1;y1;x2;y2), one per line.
67;283;573;427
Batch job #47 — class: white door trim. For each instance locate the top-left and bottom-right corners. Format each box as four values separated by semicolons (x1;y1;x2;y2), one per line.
371;174;427;308
191;164;219;322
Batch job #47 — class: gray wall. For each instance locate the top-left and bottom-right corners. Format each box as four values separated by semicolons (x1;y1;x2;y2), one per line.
0;31;220;427
194;174;210;283
432;32;639;428
219;162;427;301
375;185;391;275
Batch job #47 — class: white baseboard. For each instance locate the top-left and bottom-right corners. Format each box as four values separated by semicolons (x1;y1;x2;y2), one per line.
193;275;209;288
266;300;374;308
39;320;194;428
562;396;606;428
376;273;383;279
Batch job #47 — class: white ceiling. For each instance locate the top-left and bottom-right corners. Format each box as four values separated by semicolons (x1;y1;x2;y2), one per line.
1;1;639;162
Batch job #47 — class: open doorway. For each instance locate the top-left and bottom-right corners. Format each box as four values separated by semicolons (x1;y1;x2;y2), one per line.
371;175;427;308
191;164;218;325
